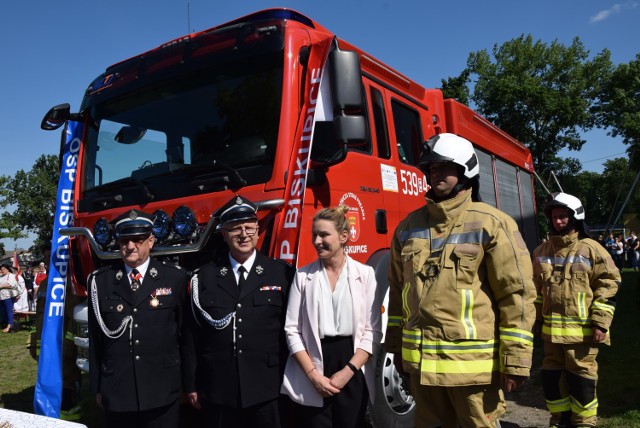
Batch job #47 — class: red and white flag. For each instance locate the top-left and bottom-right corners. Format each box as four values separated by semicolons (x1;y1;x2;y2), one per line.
12;251;21;276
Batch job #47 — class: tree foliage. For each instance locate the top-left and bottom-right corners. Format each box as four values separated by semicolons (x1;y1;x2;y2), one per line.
440;69;471;105
595;53;640;167
463;35;612;180
442;35;618;237
0;154;60;250
600;157;640;227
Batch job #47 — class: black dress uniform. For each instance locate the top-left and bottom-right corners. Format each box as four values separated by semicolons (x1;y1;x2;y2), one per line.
182;195;294;428
88;210;189;428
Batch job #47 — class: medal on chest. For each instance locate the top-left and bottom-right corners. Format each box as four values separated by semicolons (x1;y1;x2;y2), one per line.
150;290;160;308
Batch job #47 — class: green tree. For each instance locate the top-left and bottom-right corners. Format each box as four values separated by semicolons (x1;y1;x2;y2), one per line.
558;158;639;231
599;157;640;228
465;35;612;177
440;69;471;105
595;54;640;167
562;170;606;225
0;154;60;249
0;175;25;256
458;35;612;237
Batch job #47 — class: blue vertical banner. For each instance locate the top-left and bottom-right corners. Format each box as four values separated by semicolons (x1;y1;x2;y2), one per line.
34;120;82;417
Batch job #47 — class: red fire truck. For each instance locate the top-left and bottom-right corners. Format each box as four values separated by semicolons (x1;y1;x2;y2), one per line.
41;8;537;426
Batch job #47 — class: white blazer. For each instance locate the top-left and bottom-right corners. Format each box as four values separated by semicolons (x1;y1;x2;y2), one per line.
281;255;382;407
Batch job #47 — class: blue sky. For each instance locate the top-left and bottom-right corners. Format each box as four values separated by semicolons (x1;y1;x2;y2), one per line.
1;0;638;249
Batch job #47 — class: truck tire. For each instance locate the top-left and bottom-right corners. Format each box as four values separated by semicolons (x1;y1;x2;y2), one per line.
368;345;415;428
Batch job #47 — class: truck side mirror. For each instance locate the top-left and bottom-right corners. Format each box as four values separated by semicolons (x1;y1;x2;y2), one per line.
310;49;368;168
41;103;71;130
328;50;367;146
334;116;366;144
328;50;364;114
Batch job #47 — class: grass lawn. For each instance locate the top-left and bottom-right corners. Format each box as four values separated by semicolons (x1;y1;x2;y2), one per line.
596;270;640;427
1;271;639;427
0;323;105;427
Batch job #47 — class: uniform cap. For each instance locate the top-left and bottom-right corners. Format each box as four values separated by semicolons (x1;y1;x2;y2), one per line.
217;195;258;225
113;209;155;238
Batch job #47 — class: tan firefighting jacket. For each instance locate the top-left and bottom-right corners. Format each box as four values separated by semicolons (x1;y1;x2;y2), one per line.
532;232;619;345
386;190;536;386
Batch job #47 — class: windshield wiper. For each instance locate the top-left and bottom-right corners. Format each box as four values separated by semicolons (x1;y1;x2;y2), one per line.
187;159;247;188
130;176;155;201
87;177;154;208
213;160;247;187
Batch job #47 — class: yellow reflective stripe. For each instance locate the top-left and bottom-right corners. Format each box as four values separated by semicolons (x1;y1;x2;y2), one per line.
402;348;421;363
499;327;534;345
460;289;477;340
593;301;615;315
546;396;571;413
543;314;590;324
401;282;411;321
534;295;543;304
570;396;598;417
578;292;587;318
422;339;497;354
402;329;421;344
388;316;402;327
542;324;592;337
401;329;422;363
64;331;75;341
421;358;499;374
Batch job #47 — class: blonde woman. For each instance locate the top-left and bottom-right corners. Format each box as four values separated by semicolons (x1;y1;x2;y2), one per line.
281;206;382;427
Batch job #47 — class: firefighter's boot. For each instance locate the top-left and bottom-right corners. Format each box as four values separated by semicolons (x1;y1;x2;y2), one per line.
566;371;598;427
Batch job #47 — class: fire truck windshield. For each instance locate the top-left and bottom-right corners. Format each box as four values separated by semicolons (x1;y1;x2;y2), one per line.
79;49;283;212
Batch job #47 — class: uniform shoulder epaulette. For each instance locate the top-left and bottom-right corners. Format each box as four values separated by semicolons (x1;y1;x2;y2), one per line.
191;261;220;277
271;257;295;270
91;265;114;276
161;260;183;270
195;260;217;271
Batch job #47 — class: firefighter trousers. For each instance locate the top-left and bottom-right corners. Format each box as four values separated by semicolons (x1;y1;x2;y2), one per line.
542;341;599;427
409;375;505;428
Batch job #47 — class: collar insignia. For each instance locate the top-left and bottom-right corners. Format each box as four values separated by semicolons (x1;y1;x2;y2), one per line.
255;265;264;275
219;266;229;277
149;267;158;278
115;270;123;281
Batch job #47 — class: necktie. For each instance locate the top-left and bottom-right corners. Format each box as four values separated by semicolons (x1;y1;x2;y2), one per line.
130;269;142;292
237;266;246;292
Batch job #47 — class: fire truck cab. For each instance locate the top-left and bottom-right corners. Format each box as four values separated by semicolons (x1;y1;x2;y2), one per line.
42;9;537;427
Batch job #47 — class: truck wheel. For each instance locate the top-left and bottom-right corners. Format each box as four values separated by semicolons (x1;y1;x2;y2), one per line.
369;346;415;428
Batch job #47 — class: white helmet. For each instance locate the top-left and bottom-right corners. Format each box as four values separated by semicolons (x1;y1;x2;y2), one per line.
418;133;479;179
544;192;585;220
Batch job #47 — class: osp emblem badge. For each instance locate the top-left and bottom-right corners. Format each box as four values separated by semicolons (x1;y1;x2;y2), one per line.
346;208;361;242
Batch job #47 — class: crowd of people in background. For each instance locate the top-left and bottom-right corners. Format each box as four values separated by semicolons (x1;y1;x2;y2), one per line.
0;260;47;333
599;230;640;270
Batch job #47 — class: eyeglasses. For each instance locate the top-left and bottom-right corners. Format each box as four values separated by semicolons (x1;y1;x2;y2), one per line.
223;226;258;237
118;235;151;246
